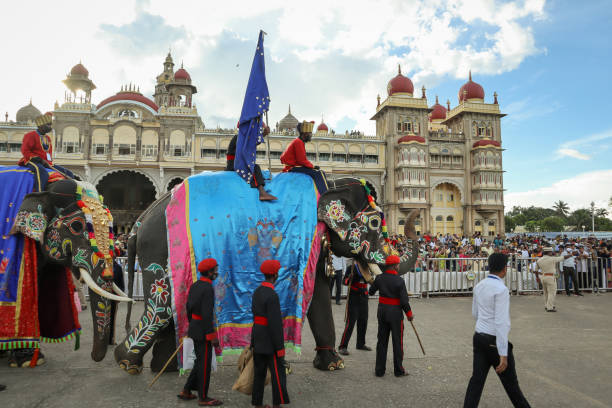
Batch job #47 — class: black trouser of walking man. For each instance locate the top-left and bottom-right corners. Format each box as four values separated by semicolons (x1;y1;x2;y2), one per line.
184;340;212;401
252;352;290;406
563;267;581;295
464;333;530;408
329;270;343;304
339;291;368;350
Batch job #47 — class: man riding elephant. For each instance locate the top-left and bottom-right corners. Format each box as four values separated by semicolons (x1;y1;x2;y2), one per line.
114;171;419;375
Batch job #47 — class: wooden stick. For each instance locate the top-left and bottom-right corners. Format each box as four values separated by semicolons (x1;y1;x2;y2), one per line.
148;338;184;388
409;320;426;355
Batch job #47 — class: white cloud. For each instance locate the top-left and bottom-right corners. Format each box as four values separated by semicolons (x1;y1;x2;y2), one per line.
0;0;547;133
556;148;591;160
505;170;612;211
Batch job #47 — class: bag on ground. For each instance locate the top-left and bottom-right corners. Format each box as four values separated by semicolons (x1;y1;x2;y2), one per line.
232;347;270;395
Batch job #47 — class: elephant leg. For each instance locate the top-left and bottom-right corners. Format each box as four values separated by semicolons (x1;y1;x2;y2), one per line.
307;255;344;371
150;320;178;373
114;273;172;375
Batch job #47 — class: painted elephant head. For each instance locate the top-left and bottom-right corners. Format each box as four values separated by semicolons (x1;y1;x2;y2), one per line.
318;178;419;279
12;179;132;361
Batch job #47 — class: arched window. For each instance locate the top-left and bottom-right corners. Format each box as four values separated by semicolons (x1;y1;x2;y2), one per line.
488;220;495;226
475;220;481;226
446;215;454;221
435;215;443;221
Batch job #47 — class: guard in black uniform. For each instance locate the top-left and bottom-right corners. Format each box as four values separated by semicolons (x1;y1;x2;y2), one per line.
251;259;290;408
178;258;223;406
226;125;277;201
338;261;371;355
369;255;413;377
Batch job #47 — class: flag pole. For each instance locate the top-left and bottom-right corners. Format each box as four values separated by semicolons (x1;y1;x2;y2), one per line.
265;112;272;179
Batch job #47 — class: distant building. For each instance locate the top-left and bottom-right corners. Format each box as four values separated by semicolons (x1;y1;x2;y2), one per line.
1;57;504;236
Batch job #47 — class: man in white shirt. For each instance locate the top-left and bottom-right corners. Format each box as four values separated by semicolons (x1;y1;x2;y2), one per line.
463;253;531;408
330;254;346;305
474;236;482;253
560;245;582;296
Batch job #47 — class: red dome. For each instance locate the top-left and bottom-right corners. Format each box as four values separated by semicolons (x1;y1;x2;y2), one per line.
70;63;89;77
97;91;159;112
174;68;191;81
459;71;485;102
317;122;328;131
387;65;414;96
472;139;501;149
429;96;447;121
398;135;426;144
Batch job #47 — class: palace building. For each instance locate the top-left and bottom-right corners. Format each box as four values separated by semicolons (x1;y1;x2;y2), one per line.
0;54;505;236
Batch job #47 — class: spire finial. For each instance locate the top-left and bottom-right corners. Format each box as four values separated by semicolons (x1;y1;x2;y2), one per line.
446;99;451;111
29;97;32;105
398;64;401;75
469;70;472;81
493;91;498;104
181;60;184;69
377;94;381;107
421;85;426;99
288;104;291;114
435;95;439;104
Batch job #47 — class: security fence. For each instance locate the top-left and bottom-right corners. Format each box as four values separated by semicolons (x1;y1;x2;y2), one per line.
107;256;610;301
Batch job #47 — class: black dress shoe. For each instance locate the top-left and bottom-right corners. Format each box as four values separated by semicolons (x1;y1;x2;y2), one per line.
395;371;409;377
356;345;372;351
375;371;385;377
338;348;349;356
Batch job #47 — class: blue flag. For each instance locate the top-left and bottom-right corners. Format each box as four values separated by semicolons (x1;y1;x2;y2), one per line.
234;30;270;184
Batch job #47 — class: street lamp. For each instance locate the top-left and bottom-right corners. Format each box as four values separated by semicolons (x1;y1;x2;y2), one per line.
590;201;596;234
582;225;585;238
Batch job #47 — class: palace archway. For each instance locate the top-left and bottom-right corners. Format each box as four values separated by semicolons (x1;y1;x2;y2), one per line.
430;182;463;235
96;170;157;234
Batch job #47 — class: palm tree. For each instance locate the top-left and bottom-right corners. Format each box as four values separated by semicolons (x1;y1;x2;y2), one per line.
609;195;612;208
595;208;609;217
553;200;570;217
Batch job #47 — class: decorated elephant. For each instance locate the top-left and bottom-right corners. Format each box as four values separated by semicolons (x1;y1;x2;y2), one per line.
114;172;418;374
0;168;132;366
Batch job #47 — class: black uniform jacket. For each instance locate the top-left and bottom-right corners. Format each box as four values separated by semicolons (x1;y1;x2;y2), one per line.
344;264;369;296
368;269;412;321
251;282;285;357
186;277;217;342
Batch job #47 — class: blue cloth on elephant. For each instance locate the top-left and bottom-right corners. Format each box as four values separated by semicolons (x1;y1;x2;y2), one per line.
184;170;318;353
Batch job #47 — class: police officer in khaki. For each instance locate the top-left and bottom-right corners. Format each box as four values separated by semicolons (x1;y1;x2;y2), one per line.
535;247;564;312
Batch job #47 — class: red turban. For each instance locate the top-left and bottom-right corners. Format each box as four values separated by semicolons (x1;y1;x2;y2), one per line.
261;259;281;275
198;258;218;273
385;255;400;265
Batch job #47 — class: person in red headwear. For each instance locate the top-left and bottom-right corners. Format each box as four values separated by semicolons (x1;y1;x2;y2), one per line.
178;258;223;406
368;255;414;377
251;259;290;408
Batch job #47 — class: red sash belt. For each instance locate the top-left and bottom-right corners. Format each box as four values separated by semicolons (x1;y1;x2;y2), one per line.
226;154;235;160
254;316;268;326
379;296;400;306
351;283;367;291
192;314;203;320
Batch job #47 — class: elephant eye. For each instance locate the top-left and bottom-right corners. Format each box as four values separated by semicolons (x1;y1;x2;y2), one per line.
368;215;381;230
69;219;84;234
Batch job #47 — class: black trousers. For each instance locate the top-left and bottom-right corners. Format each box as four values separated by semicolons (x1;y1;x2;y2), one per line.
329;270;343;303
339;292;368;349
184;340;212;400
463;333;530;408
563;267;581;295
287;167;328;194
252;352;290;406
226;160;265;188
375;314;404;376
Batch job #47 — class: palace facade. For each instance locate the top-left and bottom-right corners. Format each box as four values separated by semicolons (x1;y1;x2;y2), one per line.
0;54;505;235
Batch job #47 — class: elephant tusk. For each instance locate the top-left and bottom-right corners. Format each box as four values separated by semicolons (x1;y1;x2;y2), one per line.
80;268;134;303
112;283;130;298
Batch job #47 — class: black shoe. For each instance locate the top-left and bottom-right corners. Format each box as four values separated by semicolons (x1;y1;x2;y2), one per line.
375;371;385;377
338;348;349;356
395;371;409;377
0;384;6;392
356;345;372;351
546;309;557;312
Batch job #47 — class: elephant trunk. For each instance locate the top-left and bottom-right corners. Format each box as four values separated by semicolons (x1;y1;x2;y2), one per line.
396;210;420;276
89;292;114;362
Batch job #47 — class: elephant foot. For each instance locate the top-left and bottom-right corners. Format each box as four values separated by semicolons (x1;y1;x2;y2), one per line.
313;347;344;371
8;349;45;368
114;342;143;375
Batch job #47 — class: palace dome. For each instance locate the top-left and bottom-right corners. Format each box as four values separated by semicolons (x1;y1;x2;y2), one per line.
398;135;426;144
16;101;42;123
279;105;299;130
458;71;485;102
429;96;447;121
317;122;328;131
387;65;414;96
97;90;159;112
174;67;191;81
472;139;501;149
70;63;89;77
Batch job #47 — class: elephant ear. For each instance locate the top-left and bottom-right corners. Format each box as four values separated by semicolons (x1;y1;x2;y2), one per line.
318;187;360;241
12;191;54;242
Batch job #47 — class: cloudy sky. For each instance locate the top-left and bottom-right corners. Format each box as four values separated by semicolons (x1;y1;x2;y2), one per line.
1;0;610;211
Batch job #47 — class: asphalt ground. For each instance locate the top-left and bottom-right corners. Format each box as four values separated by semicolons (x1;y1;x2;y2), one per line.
1;291;611;408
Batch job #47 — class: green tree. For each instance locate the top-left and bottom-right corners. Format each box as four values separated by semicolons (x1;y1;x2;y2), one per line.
540;216;566;232
568;209;592;230
553;200;570;217
595;208;609;218
504;215;516;233
525;220;540;232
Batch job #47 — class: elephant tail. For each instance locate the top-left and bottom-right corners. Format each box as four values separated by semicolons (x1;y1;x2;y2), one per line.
125;230;138;335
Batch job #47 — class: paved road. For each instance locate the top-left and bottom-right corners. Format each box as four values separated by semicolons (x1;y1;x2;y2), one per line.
1;292;611;407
